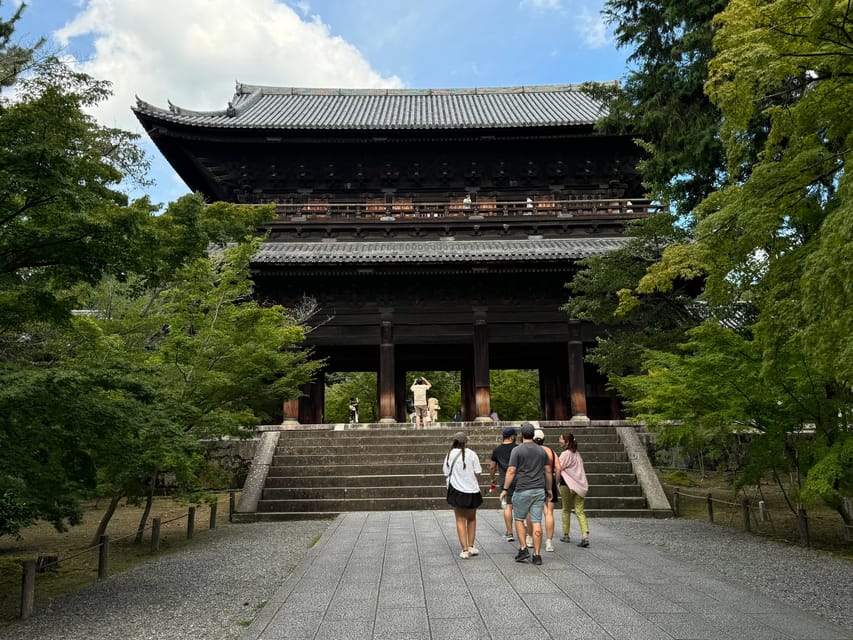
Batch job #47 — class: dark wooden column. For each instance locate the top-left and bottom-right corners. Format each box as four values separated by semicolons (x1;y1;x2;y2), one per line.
394;367;407;423
298;376;324;425
473;312;491;422
378;319;397;423
541;369;569;421
568;320;589;422
461;365;474;422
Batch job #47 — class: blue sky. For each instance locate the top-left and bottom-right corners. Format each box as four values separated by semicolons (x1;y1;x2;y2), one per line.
9;0;631;206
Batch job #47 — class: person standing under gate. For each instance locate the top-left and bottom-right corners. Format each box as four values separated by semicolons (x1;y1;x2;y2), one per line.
559;431;590;547
490;427;517;541
499;422;551;565
410;376;431;429
443;431;483;558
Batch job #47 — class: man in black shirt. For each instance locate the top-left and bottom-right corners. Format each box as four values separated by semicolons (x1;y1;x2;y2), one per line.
490;427;517;541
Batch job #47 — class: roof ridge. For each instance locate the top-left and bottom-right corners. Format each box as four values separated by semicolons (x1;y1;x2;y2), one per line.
232;82;611;97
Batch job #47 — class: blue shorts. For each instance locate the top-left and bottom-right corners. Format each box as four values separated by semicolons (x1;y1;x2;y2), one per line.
512;488;545;523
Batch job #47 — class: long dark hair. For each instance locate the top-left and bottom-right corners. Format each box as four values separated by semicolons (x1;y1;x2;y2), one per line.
447;435;468;468
562;432;578;453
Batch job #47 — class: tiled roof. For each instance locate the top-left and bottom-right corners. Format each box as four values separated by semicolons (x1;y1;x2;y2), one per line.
133;83;609;130
252;238;630;265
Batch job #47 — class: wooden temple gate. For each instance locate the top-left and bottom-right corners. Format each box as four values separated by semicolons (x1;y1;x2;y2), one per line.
133;84;652;423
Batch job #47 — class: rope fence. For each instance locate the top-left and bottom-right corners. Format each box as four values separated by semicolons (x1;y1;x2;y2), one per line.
18;490;240;620
664;485;853;549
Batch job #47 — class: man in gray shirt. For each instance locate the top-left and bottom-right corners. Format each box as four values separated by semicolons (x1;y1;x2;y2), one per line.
499;422;551;565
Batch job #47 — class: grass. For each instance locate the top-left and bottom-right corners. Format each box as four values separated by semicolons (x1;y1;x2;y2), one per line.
657;469;853;561
0;493;236;626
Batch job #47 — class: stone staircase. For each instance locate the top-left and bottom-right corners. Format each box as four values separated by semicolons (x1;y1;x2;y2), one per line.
235;422;672;521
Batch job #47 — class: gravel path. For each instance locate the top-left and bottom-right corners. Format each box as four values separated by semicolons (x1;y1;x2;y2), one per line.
0;520;333;640
0;516;849;639
597;518;853;632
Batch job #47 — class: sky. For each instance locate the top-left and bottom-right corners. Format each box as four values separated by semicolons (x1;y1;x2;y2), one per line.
8;0;631;207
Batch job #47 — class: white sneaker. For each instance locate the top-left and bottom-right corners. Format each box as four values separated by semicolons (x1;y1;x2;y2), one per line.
468;546;479;556
526;535;533;547
545;539;554;552
459;550;470;559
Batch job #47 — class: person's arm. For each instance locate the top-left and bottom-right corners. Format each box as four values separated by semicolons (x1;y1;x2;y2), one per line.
544;461;552;499
489;460;497;483
500;466;516;497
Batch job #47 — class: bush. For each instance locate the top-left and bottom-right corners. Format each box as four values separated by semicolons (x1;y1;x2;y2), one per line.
660;470;695;487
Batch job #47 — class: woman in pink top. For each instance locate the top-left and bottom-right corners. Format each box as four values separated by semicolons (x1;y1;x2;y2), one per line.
558;432;590;547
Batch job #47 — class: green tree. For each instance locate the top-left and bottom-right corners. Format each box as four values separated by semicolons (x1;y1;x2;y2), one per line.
626;0;853;523
565;0;732;384
489;370;539;422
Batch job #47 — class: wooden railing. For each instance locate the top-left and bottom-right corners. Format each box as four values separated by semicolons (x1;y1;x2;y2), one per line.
273;198;662;221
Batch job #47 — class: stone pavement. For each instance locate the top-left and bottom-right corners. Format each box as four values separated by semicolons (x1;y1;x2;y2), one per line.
241;510;852;640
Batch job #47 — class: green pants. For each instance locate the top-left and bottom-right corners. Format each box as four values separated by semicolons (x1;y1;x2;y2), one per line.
560;484;588;536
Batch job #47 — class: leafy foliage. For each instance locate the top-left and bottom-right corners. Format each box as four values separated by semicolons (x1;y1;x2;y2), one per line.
619;0;853;522
0;14;319;536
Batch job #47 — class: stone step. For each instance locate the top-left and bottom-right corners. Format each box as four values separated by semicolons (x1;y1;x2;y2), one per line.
262;472;641;488
270;451;629;466
272;442;625;455
256;495;649;512
278;424;620;435
277;434;622;447
242;507;661;522
260;484;644;500
267;461;637;476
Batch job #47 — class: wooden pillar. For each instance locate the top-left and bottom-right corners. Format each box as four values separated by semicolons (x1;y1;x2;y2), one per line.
568;320;588;422
282;398;300;424
310;371;325;424
473;313;491;422
461;365;474;422
395;367;406;423
378;320;397;423
552;371;570;421
539;370;551;421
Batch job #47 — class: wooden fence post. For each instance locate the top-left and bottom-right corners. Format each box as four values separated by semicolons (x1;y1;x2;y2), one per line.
758;500;768;522
209;501;218;530
229;492;235;522
673;488;680;517
151;517;161;552
187;506;196;539
798;507;810;547
742;499;751;532
98;535;109;579
706;493;714;523
20;560;35;620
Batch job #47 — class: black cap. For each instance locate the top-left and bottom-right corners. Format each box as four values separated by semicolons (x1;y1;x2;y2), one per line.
502;427;517;438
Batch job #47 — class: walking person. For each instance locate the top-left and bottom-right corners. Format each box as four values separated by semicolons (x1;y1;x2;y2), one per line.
533;428;561;552
443;431;483;559
489;427;517;541
410;376;431;429
558;432;590;547
499;422;551;565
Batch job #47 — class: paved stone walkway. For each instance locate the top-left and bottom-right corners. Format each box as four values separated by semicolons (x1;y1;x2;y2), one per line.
241;510;852;640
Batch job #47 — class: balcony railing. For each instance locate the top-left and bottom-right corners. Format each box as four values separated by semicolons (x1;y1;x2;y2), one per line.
272;198;662;222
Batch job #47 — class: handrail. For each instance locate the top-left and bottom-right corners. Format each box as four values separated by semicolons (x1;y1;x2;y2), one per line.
272;198;663;222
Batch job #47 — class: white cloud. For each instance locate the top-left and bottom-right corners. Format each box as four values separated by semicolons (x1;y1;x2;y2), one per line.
577;9;609;48
520;0;562;10
54;0;403;132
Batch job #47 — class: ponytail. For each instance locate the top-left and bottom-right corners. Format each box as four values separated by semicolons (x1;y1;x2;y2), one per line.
563;432;578;453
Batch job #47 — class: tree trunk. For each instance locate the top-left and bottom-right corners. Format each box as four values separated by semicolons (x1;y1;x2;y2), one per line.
134;476;157;544
91;493;123;548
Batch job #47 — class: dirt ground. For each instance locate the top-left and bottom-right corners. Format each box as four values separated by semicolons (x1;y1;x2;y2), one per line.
657;469;853;561
0;493;235;624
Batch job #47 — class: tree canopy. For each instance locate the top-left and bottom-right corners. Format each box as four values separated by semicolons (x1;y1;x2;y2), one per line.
0;10;318;537
610;0;853;521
